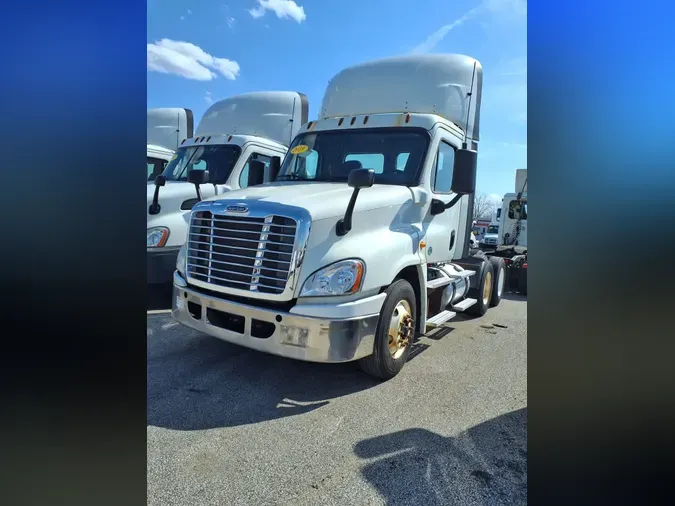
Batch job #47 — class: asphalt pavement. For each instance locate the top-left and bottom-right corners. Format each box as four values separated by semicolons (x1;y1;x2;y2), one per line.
147;289;527;506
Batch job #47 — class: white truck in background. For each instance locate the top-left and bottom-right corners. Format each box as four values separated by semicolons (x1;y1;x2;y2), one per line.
147;108;194;181
499;168;528;248
171;54;509;380
480;222;501;249
147;91;309;285
482;168;527;294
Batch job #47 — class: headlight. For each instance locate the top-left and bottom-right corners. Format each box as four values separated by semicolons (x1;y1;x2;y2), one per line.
147;227;170;248
176;244;187;276
299;259;365;297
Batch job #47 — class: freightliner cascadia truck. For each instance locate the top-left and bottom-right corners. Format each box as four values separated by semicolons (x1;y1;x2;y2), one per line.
170;54;506;379
147;91;308;284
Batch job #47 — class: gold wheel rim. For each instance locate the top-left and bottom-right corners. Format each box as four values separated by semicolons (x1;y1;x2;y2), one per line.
483;270;493;306
387;300;414;359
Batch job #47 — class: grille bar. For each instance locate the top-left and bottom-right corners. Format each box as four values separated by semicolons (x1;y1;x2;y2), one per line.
187;210;297;295
188;232;293;247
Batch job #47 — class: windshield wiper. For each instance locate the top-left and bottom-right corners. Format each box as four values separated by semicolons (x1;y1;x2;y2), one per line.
276;174;311;181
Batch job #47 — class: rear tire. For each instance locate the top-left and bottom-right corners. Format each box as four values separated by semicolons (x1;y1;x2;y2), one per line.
488;257;506;307
465;260;494;317
359;279;417;381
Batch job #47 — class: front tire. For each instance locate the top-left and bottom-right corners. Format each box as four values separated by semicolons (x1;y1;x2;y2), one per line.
359;279;417;381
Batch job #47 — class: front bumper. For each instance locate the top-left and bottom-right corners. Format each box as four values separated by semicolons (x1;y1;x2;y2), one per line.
171;272;383;363
147;246;181;284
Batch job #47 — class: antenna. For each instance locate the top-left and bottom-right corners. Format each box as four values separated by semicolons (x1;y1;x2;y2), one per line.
175;111;180;150
462;61;477;149
288;96;297;146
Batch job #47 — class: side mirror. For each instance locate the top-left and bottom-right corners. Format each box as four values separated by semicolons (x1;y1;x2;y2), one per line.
154;175;166;187
248;160;266;187
451;148;478;195
336;169;375;236
269;156;281;181
347;168;375;189
187;170;205;201
187;169;205;185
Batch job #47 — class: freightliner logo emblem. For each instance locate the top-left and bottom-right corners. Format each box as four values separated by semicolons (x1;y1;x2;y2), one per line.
225;204;248;213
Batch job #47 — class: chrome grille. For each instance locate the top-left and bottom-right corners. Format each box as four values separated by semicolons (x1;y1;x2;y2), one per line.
186;210;297;294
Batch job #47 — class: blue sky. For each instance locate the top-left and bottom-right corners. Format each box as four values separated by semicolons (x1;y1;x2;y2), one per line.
148;0;527;199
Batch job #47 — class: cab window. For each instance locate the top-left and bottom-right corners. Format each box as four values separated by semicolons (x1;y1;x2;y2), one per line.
239;153;273;188
147;157;167;182
432;141;455;193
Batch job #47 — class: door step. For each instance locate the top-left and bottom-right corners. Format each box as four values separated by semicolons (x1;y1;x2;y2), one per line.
426;277;453;290
426;310;457;329
426;269;476;290
452;298;477;312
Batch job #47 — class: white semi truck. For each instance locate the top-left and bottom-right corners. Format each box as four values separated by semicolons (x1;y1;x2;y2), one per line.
147;91;309;284
147;108;194;181
171;54;508;379
482;169;527;294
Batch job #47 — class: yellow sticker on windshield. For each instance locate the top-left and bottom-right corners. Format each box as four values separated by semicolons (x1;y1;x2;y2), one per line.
291;144;309;155
170;154;178;161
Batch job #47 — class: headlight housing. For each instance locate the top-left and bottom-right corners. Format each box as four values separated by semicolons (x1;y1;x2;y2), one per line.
176;244;187;276
147;227;169;248
299;259;365;297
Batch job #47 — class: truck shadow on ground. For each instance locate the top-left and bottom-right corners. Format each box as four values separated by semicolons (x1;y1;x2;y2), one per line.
147;320;380;430
354;408;527;506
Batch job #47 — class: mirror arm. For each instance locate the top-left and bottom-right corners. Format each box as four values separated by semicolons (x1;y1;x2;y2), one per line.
443;193;463;210
149;186;161;215
336;188;361;236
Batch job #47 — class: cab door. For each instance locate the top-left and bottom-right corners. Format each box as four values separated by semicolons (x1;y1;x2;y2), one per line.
421;132;464;264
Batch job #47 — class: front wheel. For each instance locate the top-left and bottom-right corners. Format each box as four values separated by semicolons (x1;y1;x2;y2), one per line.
359;279;417;380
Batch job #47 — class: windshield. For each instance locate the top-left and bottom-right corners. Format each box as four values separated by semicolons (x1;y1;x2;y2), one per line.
276;129;429;186
487;225;499;234
161;145;242;183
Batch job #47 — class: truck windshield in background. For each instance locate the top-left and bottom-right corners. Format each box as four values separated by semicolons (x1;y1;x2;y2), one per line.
161;145;242;183
487;225;499;234
276;129;429;186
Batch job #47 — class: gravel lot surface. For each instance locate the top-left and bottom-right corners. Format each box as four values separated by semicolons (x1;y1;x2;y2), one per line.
147;291;527;506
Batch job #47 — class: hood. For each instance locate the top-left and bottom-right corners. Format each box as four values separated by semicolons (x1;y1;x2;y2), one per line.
147;181;222;217
202;181;414;221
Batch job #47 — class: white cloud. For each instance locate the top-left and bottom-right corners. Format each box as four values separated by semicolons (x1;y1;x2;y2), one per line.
227;17;236;28
412;5;483;54
147;39;240;81
412;0;526;54
248;0;306;23
188;9;192;15
204;91;214;105
489;193;502;202
180;16;185;20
